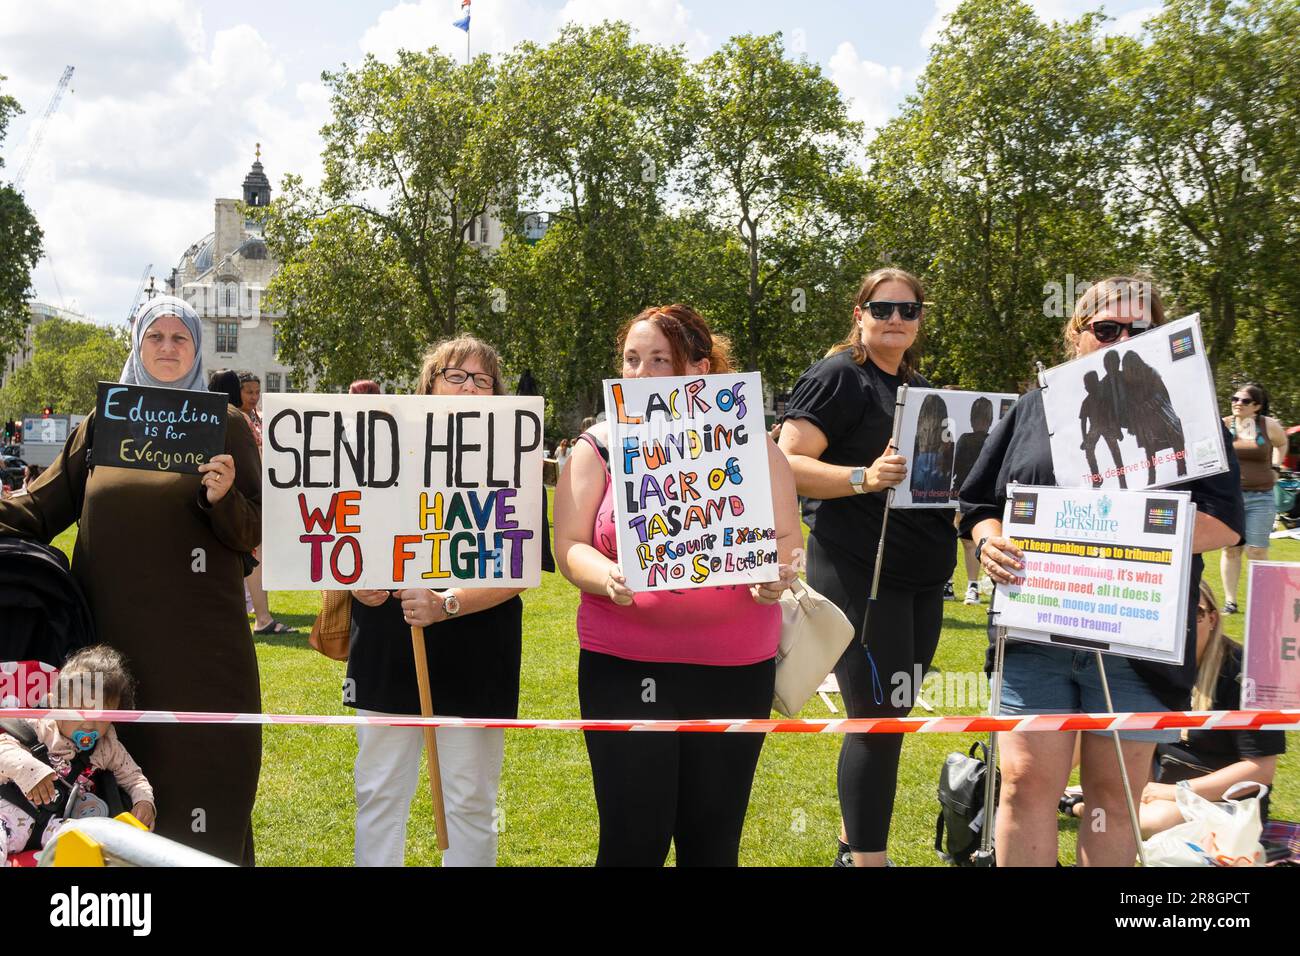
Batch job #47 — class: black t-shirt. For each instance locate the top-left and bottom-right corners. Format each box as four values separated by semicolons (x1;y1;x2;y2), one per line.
1157;641;1287;772
958;388;1246;710
344;491;556;717
784;350;957;588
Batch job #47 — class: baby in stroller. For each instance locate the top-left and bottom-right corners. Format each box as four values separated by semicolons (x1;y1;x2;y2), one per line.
0;646;155;865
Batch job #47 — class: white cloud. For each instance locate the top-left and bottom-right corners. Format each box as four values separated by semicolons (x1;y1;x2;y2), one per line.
828;42;910;138
557;0;709;57
0;1;330;324
923;0;1158;48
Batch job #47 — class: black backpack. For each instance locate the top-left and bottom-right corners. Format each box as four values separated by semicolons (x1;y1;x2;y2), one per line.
0;718;129;853
935;741;1000;866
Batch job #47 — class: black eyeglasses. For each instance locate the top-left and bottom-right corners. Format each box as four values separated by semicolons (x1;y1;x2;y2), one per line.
1086;319;1151;344
439;367;496;389
1231;395;1257;405
863;301;923;321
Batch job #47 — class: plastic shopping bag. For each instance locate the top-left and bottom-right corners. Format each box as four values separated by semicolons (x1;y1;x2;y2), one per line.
1143;782;1268;867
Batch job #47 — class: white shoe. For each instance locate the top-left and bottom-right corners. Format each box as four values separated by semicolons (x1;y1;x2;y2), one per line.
964;583;980;606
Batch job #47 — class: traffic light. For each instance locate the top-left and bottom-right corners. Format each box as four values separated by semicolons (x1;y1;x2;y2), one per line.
42;405;53;417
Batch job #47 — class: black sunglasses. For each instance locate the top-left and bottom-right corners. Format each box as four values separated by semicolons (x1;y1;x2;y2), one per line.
1087;319;1151;344
1231;395;1257;405
863;300;923;321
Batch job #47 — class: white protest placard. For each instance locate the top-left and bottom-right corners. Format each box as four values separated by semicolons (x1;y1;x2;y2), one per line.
1242;562;1300;710
603;371;777;592
991;485;1195;663
261;393;544;590
892;387;1019;508
1040;313;1228;491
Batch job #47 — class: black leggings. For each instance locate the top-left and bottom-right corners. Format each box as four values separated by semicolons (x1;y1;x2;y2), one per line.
806;536;945;853
578;648;775;866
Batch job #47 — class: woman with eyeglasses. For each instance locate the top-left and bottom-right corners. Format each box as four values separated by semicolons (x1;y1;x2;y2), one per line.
959;276;1244;866
1061;581;1284;836
346;335;554;866
1220;383;1288;613
778;268;957;867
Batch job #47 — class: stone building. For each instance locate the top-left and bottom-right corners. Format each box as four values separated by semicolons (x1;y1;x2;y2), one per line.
165;148;293;392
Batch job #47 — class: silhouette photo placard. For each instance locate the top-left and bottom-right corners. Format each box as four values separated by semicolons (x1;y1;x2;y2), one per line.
1040;314;1227;492
892;387;1019;508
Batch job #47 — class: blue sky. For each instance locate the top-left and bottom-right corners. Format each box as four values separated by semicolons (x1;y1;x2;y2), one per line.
0;0;1161;323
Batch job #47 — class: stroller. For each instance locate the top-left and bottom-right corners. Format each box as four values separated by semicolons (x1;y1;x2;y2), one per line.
0;537;103;865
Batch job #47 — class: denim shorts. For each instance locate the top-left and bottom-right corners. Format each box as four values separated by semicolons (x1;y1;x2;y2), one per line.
1242;490;1275;548
993;642;1181;743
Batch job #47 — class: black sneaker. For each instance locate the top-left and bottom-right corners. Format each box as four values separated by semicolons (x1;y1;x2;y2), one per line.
1224;600;1238;614
943;580;956;600
833;840;854;867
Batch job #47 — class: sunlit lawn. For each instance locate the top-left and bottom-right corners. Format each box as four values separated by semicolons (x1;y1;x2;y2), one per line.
51;500;1299;866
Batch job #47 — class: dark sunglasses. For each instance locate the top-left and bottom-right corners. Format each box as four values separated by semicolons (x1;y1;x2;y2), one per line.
1231;395;1257;405
1087;318;1151;344
863;300;923;321
1196;605;1213;620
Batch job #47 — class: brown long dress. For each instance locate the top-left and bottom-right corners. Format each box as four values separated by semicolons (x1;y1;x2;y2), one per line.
0;406;262;864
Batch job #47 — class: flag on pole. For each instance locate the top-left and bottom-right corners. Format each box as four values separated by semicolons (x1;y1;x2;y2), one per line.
453;0;470;31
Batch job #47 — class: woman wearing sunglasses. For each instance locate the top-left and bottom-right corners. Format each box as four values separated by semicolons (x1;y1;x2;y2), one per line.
346;335;555;866
959;276;1244;866
1220;383;1288;613
779;268;957;867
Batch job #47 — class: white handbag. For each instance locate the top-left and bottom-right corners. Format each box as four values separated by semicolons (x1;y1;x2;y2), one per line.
772;577;855;717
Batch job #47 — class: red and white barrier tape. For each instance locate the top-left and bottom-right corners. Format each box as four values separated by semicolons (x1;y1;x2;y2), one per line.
3;707;1298;734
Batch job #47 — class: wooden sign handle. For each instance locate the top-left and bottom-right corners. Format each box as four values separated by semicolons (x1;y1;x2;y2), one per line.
410;625;450;852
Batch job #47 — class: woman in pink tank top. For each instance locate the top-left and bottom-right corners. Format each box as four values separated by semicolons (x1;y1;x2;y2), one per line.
554;304;802;866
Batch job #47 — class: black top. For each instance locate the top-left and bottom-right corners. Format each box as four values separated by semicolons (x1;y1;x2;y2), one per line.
345;491;555;717
1156;641;1287;772
784;350;957;588
958;388;1245;710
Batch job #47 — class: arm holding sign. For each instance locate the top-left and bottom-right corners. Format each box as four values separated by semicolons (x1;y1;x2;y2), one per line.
750;436;801;605
778;417;907;498
195;407;261;554
554;429;635;606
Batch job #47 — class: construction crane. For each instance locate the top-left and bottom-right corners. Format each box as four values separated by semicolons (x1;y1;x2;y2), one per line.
14;65;74;191
125;264;153;324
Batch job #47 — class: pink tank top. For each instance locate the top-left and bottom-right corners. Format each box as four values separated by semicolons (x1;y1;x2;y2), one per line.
576;436;780;666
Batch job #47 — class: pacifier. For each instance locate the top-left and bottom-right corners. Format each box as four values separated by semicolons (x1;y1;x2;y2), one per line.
70;729;99;752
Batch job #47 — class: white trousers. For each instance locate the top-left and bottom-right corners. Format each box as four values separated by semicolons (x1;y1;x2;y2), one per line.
354;710;505;867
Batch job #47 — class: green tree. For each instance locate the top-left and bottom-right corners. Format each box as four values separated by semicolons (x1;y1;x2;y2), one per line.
0;75;45;366
258;50;521;389
681;33;868;384
0;317;129;421
489;23;690;423
867;0;1131;390
1109;0;1300;421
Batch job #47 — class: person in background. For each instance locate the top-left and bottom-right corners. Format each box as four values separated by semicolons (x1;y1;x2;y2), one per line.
238;372;262;448
1220;383;1288;613
349;380;381;395
22;465;44;490
779;267;956;867
555;304;800;867
555;437;572;475
961;276;1243;867
211;369;295;636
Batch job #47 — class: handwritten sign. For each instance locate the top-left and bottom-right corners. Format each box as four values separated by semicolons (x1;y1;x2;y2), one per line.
992;484;1196;663
603;371;776;592
1040;314;1228;491
90;382;227;474
892;387;1019;508
261;393;544;590
1242;561;1300;709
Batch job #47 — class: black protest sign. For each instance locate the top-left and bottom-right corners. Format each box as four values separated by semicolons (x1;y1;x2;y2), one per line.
91;382;228;474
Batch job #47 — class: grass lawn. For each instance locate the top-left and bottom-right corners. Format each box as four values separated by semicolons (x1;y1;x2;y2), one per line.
51;500;1299;867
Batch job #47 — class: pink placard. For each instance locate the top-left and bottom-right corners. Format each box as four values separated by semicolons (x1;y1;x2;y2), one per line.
1242;562;1300;710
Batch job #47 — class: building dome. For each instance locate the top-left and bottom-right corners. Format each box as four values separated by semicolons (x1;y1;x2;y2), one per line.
235;235;269;260
179;232;216;274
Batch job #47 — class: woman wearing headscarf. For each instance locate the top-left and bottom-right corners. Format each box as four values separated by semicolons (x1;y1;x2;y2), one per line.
0;295;263;865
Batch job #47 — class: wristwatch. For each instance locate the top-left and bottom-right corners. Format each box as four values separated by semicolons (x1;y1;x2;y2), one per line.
441;591;461;617
849;467;868;494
